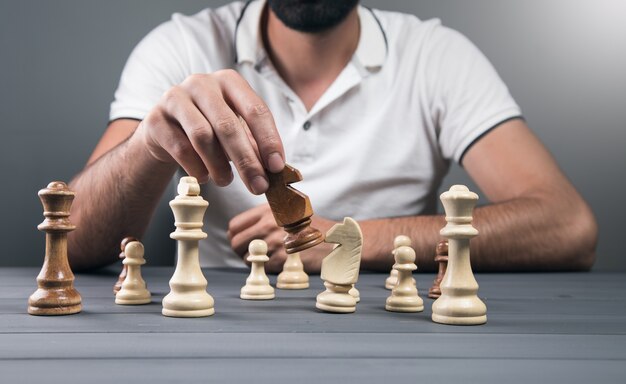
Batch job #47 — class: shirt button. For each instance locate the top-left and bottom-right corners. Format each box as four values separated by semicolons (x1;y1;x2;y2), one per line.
303;121;312;131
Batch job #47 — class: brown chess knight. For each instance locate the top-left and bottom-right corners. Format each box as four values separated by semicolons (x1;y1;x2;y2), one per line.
265;164;324;254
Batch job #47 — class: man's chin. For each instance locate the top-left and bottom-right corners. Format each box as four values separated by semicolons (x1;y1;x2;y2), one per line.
268;0;359;33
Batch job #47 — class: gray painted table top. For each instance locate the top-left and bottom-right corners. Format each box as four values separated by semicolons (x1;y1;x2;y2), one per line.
1;267;625;383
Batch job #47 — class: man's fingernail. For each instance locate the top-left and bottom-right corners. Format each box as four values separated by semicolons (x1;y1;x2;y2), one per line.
267;152;285;173
250;175;269;195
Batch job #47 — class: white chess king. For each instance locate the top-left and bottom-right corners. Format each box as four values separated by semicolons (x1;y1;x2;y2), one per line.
431;185;487;325
162;176;215;317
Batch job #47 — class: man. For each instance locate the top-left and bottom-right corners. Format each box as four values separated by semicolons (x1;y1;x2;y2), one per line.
68;0;597;273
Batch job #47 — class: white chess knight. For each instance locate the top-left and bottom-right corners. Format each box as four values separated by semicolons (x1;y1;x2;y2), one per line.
349;285;360;302
432;185;487;325
277;252;309;290
115;241;151;305
162;176;215;318
385;245;423;312
385;235;412;289
241;239;275;300
316;217;363;313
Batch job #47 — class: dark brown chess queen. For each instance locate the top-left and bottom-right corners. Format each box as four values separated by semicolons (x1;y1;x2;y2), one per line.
28;181;82;315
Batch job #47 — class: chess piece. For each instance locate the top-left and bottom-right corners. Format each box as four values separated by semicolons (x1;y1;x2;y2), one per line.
385;246;424;312
349;285;360;303
316;217;362;313
277;252;309;289
240;240;275;300
266;164;324;254
28;181;82;316
428;240;449;299
113;236;138;295
162;176;215;317
385;235;412;289
432;185;487;325
115;241;151;305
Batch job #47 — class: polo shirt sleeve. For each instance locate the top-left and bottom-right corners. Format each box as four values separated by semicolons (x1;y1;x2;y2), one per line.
426;25;522;164
109;19;190;122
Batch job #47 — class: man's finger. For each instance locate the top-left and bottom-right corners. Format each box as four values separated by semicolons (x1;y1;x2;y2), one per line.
143;108;209;182
196;92;268;194
163;89;233;186
216;70;285;173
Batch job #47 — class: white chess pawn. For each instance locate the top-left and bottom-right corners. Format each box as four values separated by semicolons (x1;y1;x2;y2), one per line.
432;185;487;325
241;240;275;300
316;218;362;313
162;176;215;317
277;252;309;289
385;235;412;289
115;241;151;305
385;246;423;312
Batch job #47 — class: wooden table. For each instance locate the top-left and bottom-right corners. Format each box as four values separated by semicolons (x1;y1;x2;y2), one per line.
1;267;624;383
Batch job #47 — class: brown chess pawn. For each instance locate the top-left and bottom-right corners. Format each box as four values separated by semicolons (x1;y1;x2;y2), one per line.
28;181;82;315
113;236;138;295
265;164;324;253
428;240;449;299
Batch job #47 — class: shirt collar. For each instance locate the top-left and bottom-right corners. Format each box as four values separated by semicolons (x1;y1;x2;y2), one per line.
235;0;387;70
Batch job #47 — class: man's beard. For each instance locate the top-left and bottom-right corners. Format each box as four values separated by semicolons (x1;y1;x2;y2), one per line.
267;0;359;33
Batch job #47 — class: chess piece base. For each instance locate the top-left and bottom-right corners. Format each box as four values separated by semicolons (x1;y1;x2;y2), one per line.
115;295;151;305
162;308;215;318
284;219;325;254
240;293;275;300
28;303;82;316
316;290;356;313
432;295;487;325
385;296;424;313
285;234;324;254
162;291;215;318
276;270;309;290
28;289;82;316
276;281;309;290
432;313;487;325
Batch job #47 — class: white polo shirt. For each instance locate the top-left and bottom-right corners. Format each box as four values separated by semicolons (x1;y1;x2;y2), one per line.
110;0;521;267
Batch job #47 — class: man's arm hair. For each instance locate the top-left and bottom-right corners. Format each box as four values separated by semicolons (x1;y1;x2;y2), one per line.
68;119;177;270
359;118;597;272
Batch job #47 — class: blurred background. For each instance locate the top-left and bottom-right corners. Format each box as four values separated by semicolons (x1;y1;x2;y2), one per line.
1;0;624;270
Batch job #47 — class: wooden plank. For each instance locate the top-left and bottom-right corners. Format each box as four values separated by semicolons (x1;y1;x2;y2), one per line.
1;270;626;335
0;358;624;384
1;311;625;335
1;333;625;360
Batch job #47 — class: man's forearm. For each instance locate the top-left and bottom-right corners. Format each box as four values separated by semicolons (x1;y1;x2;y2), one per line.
359;191;596;272
68;132;177;270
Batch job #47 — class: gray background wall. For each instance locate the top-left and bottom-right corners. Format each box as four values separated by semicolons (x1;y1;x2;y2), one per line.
1;0;624;270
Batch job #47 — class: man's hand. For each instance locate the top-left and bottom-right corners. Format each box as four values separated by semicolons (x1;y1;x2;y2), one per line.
133;70;285;194
228;204;335;273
